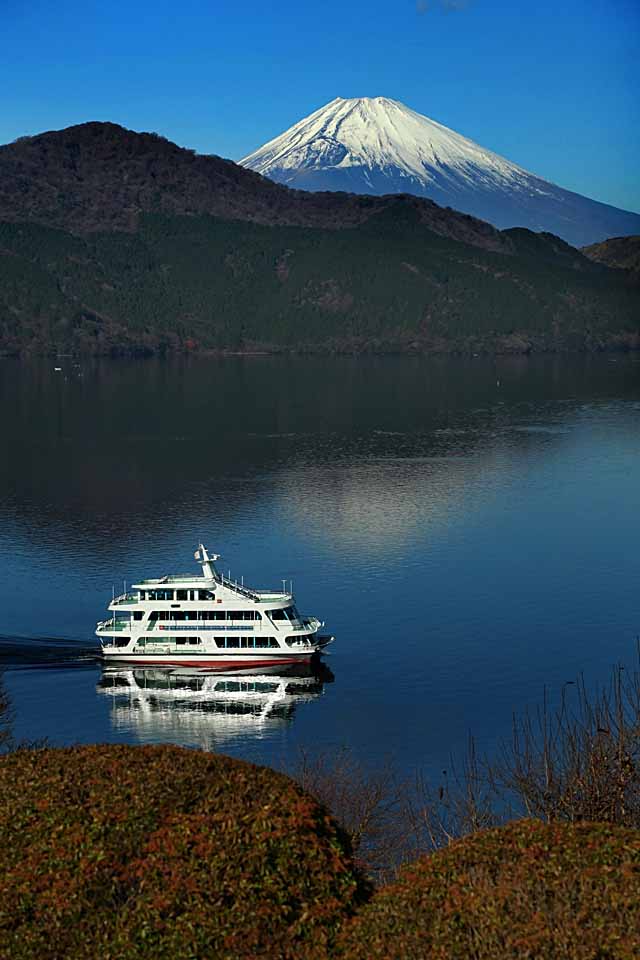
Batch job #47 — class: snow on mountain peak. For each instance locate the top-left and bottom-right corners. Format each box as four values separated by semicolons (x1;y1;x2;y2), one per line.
240;95;530;190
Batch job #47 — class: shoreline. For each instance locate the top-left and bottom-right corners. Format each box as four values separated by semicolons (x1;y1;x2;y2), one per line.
1;329;639;360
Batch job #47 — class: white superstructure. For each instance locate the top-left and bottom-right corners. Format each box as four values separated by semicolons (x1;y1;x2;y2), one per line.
96;545;334;668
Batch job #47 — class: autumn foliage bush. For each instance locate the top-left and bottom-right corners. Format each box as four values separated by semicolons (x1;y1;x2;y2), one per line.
0;744;368;960
335;819;640;960
1;744;639;959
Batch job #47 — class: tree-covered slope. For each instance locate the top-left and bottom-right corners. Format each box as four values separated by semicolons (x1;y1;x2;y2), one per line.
1;209;638;356
582;236;640;277
0;122;507;250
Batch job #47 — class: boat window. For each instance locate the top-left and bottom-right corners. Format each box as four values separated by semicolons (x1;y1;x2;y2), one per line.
133;612;144;621
204;610;261;621
147;589;175;601
114;637;130;647
176;590;187;600
213;636;277;649
268;607;299;621
139;591;146;600
285;634;313;646
188;637;200;645
199;589;215;600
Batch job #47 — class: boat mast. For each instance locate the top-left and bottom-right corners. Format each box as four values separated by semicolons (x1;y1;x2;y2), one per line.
197;544;219;581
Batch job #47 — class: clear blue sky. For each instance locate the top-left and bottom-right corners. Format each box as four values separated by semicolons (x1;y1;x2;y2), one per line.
3;0;639;212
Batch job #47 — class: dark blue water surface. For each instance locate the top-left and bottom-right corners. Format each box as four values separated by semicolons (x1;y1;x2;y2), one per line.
1;354;638;778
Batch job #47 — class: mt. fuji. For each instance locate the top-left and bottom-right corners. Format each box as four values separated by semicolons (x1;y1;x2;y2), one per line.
240;97;640;247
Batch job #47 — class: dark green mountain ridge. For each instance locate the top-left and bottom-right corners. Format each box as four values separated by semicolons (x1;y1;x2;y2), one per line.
0;122;638;356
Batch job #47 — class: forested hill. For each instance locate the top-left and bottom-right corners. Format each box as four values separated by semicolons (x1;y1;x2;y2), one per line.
0;123;638;356
582;236;640;278
0;122;506;250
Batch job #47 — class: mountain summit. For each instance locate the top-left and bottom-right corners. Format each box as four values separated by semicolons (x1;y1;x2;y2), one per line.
240;97;640;247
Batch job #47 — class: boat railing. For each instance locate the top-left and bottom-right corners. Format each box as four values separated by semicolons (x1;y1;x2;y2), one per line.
112;593;138;605
289;616;320;632
216;574;262;602
97;618;130;632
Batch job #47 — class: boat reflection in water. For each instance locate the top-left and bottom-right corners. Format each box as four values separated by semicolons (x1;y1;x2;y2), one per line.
97;660;334;749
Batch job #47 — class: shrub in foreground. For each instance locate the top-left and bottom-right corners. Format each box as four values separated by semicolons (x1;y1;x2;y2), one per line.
335;819;640;959
0;744;368;960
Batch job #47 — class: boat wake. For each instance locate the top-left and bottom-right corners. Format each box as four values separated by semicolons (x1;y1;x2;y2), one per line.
0;634;101;669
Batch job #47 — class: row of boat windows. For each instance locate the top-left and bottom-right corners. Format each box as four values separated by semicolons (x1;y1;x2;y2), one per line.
139;589;216;601
121;611;263;623
136;592;301;622
148;610;262;622
122;610;297;623
135;636;281;649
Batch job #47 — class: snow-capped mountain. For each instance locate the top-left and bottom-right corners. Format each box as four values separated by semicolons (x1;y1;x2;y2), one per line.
240;97;640;247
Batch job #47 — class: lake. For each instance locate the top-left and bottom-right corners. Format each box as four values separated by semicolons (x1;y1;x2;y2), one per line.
1;354;638;781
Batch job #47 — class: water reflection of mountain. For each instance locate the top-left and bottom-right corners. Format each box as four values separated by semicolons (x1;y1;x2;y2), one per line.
97;662;334;749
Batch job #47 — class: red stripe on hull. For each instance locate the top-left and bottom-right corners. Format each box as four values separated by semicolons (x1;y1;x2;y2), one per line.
102;657;312;669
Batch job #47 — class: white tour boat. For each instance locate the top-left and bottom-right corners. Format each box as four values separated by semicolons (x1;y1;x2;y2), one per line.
96;545;334;669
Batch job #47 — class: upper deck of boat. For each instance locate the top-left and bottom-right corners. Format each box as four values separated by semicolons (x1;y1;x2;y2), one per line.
134;574;209;587
129;573;290;604
123;545;292;605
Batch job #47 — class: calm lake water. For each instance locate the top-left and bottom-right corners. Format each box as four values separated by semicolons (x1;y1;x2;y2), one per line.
1;354;639;779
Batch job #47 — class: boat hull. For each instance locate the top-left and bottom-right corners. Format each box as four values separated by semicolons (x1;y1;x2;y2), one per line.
100;653;315;670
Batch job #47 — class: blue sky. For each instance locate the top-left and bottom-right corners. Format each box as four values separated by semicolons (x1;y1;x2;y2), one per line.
3;0;639;212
